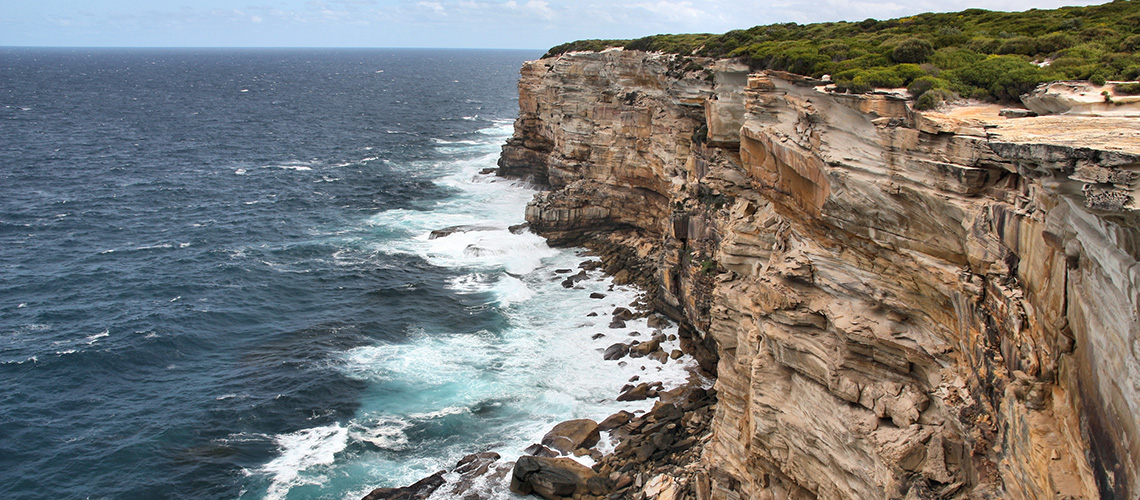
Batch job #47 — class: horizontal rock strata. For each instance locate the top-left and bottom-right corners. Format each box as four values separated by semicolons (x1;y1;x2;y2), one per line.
498;49;1140;500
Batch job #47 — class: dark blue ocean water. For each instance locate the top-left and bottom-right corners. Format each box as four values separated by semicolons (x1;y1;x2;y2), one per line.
0;48;700;500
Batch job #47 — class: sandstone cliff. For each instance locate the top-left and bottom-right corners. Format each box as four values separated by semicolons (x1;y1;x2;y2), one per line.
498;49;1140;500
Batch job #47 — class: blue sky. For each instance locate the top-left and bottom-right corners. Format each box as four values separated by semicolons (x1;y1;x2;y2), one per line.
0;0;1110;50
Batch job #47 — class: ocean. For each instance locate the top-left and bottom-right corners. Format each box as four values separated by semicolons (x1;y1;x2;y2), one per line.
0;48;701;499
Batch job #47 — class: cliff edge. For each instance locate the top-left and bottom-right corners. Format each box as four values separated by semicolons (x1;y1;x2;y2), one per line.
498;49;1140;500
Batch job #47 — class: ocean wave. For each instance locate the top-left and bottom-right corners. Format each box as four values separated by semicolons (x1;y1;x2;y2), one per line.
261;424;348;500
84;330;109;344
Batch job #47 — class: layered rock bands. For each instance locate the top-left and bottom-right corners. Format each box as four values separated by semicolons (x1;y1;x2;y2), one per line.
497;49;1140;500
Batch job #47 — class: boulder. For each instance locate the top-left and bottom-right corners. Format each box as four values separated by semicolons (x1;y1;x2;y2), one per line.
644;474;681;500
617;383;651;401
524;443;560;458
612;307;635;321
453;452;500;477
646;314;670;328
362;471;445;500
629;337;662;358
428;225;496;239
578;260;603;270
509;456;597;500
647;402;684;423
589;292;606;299
560;270;588;288
449;452;507;495
599;410;634;431
541;419;601;454
604;343;630;360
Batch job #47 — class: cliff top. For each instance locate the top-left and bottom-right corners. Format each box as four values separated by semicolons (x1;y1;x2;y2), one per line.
544;0;1140;108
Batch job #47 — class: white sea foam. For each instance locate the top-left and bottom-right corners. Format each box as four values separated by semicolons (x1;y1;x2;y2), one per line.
261;423;348;500
257;121;706;497
348;419;410;450
84;330;109;344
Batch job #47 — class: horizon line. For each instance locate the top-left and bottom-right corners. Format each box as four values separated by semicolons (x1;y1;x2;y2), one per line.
0;45;545;52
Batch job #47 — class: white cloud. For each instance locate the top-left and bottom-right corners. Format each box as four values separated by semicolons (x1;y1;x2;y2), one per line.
417;1;448;14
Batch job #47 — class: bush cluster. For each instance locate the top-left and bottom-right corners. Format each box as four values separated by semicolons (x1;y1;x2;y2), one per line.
544;0;1140;103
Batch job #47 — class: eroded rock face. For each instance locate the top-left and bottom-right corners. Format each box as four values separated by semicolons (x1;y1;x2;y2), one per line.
499;49;1140;500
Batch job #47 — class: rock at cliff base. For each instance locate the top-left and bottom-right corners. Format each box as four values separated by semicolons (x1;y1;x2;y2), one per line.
617;383;651;401
428;225;497;239
541;419;601;454
612;307;635;321
604;342;630;360
361;471;445;500
509;455;597;500
629;337;663;358
646;314;670;328
453;452;501;477
599;410;634;431
608;319;627;329
523;443;559;458
560;270;588;288
644;474;681;500
578;260;603;270
589;292;606;299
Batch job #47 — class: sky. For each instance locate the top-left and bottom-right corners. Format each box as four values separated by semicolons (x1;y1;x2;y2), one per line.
0;0;1113;50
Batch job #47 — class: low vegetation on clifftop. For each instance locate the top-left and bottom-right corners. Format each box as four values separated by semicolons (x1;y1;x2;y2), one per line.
544;0;1140;107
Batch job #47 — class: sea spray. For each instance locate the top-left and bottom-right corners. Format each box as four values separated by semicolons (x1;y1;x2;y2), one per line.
245;124;704;499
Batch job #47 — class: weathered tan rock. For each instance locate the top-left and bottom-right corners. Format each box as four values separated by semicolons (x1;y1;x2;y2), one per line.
510;455;597;499
499;49;1140;500
1021;80;1140;116
541;419;601;455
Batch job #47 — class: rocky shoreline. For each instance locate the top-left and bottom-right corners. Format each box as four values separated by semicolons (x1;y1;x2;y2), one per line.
360;248;720;500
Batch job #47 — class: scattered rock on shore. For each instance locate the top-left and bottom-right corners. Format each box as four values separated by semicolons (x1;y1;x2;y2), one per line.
361;471;445;500
541;419;601;455
603;343;630;360
509;456;598;500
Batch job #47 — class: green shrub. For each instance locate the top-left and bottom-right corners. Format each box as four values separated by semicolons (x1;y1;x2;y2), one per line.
835;75;873;93
820;43;851;61
1035;32;1077;54
914;89;958;109
967;37;1001;53
892;38;935;63
863;68;905;87
1115;82;1140;95
908;76;952;97
931;47;985;70
949;55;1046;101
998;36;1038;55
1121;35;1140;52
1090;73;1107;86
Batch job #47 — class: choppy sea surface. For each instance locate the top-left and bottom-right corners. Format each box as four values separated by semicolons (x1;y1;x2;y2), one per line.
0;48;700;499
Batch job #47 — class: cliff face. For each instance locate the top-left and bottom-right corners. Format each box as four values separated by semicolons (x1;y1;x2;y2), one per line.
498;49;1140;500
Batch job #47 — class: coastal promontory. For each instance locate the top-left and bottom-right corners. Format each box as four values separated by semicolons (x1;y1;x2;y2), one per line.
495;6;1140;497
